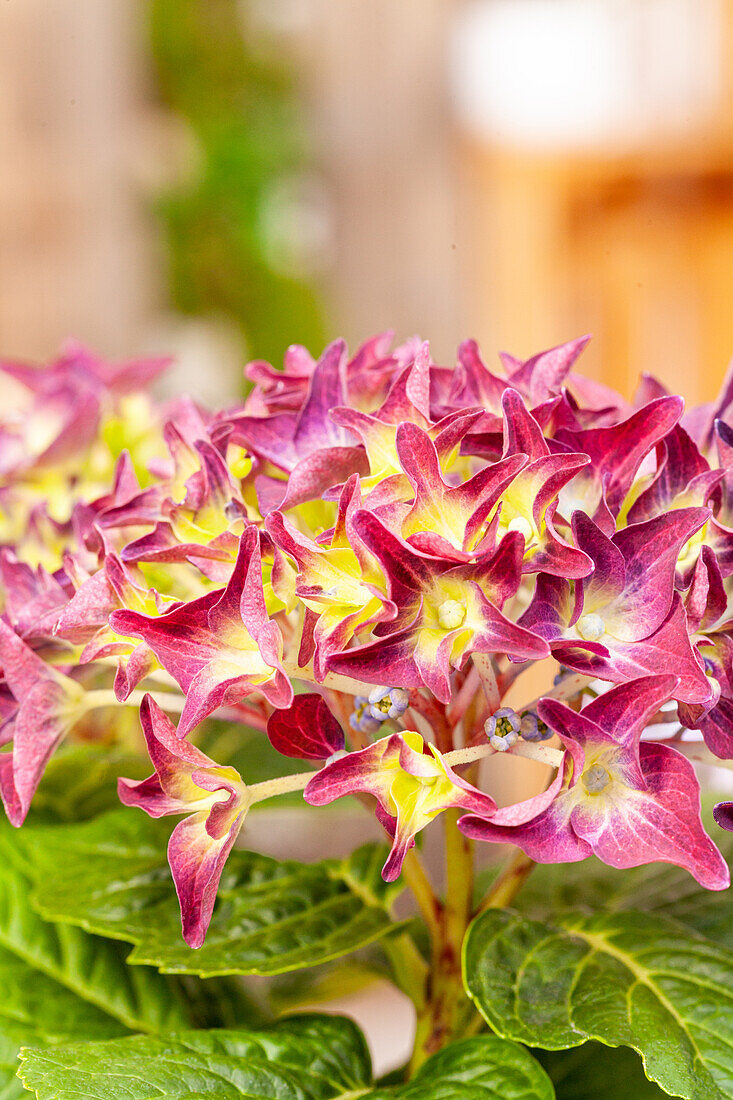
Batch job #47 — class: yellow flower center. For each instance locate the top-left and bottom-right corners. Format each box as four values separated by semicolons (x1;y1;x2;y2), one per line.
578;613;605;642
581;763;611;794
506;515;534;541
438;599;466;630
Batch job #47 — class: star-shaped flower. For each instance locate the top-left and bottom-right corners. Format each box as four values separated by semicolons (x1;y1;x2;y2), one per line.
328;511;548;702
119;695;250;947
520;508;713;704
111;526;292;738
460;675;729;889
304;730;497;880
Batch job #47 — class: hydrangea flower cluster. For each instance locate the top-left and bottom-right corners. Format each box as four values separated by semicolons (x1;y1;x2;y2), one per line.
0;333;731;948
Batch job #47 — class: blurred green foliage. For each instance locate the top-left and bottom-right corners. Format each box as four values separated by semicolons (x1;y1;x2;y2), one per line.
148;0;326;368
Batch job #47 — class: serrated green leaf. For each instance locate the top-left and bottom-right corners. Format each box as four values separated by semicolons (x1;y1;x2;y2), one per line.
523;860;733;947
0;948;126;1100
0;829;190;1099
537;1042;666;1099
26;810;401;977
18;1015;372;1099
512;827;733;946
368;1036;555;1099
0;832;188;1034
464;908;733;1100
25;743;148;824
18;1024;555;1100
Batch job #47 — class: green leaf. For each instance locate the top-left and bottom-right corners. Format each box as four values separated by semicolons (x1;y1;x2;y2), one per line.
537;1042;666;1099
370;1037;556;1099
514;847;733;947
0;829;189;1099
26;743;148;824
18;1024;555;1100
18;1015;372;1099
170;974;268;1030
27;810;401;976
464;909;733;1100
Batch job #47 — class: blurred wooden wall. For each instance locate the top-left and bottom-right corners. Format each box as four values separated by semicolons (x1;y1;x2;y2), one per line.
0;0;159;362
297;0;464;365
455;0;733;403
1;0;732;408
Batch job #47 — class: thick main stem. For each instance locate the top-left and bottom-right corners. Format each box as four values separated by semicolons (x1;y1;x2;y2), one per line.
409;810;475;1074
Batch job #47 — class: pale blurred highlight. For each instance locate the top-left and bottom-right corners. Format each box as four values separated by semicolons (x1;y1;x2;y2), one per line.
1;0;732;406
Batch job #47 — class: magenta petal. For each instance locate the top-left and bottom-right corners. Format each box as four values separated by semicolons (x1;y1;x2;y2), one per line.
686;546;727;633
118;695;237;817
327;629;424;694
579;673;679;749
0;753;23;827
304;738;395;813
377;341;432;423
12;681;72;817
501;388;549;462
486;756;568;827
267;693;344;760
627;425;713;523
168;809;245;948
276;446;369;511
0;622;83;821
0;552;68;639
609;508;709;639
113;643;157;701
352;510;435;595
713;802;733;832
572;512;625;607
453;339;507;412
118;696;246;948
605;600;711;705
112;528;291;737
460;790;590;865
503;335;591;404
571;742;729;890
556;395;684;513
693;696;733;759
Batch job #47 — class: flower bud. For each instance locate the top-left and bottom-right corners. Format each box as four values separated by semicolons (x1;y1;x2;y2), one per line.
485;706;521;744
519;710;552;742
489;729;519;752
368;686;410;721
350;695;383;735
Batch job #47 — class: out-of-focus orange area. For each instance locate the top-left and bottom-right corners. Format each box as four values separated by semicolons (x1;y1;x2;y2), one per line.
0;0;732;406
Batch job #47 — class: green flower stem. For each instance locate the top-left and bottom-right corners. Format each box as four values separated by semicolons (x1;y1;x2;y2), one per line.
409;809;475;1075
381;930;429;1012
246;771;315;803
246;739;566;812
443;741;564;769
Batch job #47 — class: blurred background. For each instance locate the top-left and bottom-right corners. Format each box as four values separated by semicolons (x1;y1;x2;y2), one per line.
2;0;732;406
